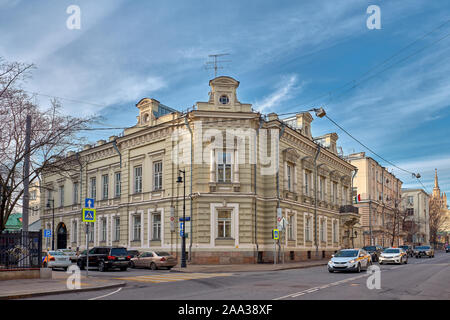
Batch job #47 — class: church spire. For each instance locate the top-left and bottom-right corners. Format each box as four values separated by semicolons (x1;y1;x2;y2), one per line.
434;168;438;188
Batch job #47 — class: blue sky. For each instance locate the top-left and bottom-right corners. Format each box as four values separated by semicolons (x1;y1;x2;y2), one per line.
0;0;449;204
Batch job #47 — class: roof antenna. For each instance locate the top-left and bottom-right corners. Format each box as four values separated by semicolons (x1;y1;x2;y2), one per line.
205;53;231;77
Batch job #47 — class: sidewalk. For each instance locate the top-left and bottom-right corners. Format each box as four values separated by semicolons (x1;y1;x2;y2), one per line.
171;259;328;273
0;271;126;300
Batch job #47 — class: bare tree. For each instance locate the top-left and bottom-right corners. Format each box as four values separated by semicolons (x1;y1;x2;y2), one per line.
429;200;445;247
0;58;94;232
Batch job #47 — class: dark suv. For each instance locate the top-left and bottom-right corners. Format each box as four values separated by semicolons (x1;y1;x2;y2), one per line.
362;245;383;262
77;246;130;272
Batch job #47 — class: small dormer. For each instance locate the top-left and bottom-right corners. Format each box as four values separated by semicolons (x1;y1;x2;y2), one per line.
314;133;339;154
296;112;313;138
136;98;159;126
196;76;252;112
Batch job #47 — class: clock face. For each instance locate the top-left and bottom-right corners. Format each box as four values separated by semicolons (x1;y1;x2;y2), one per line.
219;95;229;105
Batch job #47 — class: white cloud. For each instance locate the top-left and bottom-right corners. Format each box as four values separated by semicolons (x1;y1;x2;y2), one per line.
253;75;301;113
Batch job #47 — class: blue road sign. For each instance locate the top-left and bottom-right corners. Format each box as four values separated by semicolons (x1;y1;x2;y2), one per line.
180;222;184;237
44;229;52;238
179;217;191;222
85;198;95;208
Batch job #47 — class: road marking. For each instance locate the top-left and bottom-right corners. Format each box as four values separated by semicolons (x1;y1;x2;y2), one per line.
114;272;233;284
88;287;122;300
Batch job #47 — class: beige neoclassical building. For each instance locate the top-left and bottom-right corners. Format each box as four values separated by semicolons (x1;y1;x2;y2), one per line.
40;76;359;264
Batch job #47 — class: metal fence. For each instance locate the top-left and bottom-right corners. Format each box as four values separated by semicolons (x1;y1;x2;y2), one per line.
0;231;42;270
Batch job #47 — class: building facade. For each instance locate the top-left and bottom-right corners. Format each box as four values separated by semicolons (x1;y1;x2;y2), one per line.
346;152;404;247
401;188;429;245
40;76;359;264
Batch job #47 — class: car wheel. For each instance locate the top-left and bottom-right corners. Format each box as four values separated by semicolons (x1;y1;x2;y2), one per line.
130;261;135;268
150;262;157;270
379;261;383;265
77;260;85;270
356;263;361;273
328;269;334;273
98;261;106;272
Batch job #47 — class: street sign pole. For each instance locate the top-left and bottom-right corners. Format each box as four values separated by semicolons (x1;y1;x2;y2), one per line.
86;223;89;277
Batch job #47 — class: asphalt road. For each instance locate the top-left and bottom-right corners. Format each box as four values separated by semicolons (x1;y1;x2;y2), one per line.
24;251;450;300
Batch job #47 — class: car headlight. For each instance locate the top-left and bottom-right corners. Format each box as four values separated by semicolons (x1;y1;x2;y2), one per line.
349;259;356;264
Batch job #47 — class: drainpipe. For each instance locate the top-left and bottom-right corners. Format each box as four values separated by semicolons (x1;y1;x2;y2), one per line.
184;116;193;262
314;144;321;259
254;117;263;262
276;122;285;263
351;168;358;247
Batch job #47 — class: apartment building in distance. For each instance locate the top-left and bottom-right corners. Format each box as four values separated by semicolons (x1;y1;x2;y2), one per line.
345;152;404;247
40;76;359;264
401;188;430;245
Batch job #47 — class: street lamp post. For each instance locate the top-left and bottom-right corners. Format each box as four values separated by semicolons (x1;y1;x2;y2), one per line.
46;199;55;250
177;170;186;268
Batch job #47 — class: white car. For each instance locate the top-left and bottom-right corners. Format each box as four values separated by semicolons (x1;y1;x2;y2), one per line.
328;249;372;273
45;250;73;270
57;249;78;262
379;248;408;265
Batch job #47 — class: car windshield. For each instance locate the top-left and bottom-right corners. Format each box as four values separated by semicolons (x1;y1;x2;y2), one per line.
111;248;128;256
384;249;400;253
416;246;430;250
49;251;63;256
399;246;408;249
155;252;171;257
363;246;376;251
334;250;358;257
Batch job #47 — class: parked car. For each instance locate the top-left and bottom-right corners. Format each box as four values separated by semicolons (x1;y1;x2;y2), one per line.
42;250;72;270
446;244;450;253
77;246;130;272
362;245;383;262
414;245;434;258
399;245;414;257
57;249;78;263
379;248;408;265
327;248;371;273
130;251;177;270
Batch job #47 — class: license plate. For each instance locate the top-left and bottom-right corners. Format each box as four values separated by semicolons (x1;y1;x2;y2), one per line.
118;257;125;260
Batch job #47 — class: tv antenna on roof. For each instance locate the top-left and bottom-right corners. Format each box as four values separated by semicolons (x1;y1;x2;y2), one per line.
205;53;231;78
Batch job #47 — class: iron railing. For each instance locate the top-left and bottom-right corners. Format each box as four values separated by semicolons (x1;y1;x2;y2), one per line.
339;205;359;214
0;231;42;270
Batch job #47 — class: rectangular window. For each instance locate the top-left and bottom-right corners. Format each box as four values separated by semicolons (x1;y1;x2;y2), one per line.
133;215;141;241
217;151;232;183
73;182;79;205
407;196;414;206
134;166;142;193
114;217;120;241
153;161;163;191
332;182;337;204
333;220;338;243
288;215;294;240
152;213;161;240
217;210;232;238
59;186;64;207
101;218;107;242
304;171;310;196
305;216;311;241
90;177;96;200
88;223;94;242
320;219;326;242
319;177;325;201
115;172;121;197
287;164;292;192
342;186;348;205
102;174;109;200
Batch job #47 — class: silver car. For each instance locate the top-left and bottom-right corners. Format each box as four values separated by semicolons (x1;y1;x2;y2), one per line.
46;250;73;270
379;247;408;264
57;249;78;263
328;249;372;273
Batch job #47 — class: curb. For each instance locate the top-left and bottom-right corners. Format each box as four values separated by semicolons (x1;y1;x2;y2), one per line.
170;262;328;273
0;281;126;300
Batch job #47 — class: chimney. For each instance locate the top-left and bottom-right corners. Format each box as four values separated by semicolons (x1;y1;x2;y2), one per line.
296;112;313;138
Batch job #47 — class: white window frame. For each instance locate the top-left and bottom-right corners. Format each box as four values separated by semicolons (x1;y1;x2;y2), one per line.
90;177;96;200
101;217;107;242
304;213;312;242
217;209;232;239
113;216;120;241
102;174;109;200
88;223;94;242
73;182;79;205
217;151;232;183
288;214;295;240
153;161;163;191
332;219;339;243
152;212;161;240
304;170;310;196
115;172;121;197
134;166;142;194
133;214;141;241
71;219;78;243
59;185;64;208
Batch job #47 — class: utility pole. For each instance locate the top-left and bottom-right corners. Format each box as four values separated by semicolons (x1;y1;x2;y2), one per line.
22;115;31;232
205;54;231;78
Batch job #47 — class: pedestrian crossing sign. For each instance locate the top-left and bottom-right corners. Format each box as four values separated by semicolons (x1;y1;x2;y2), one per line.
82;208;96;222
272;229;279;240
